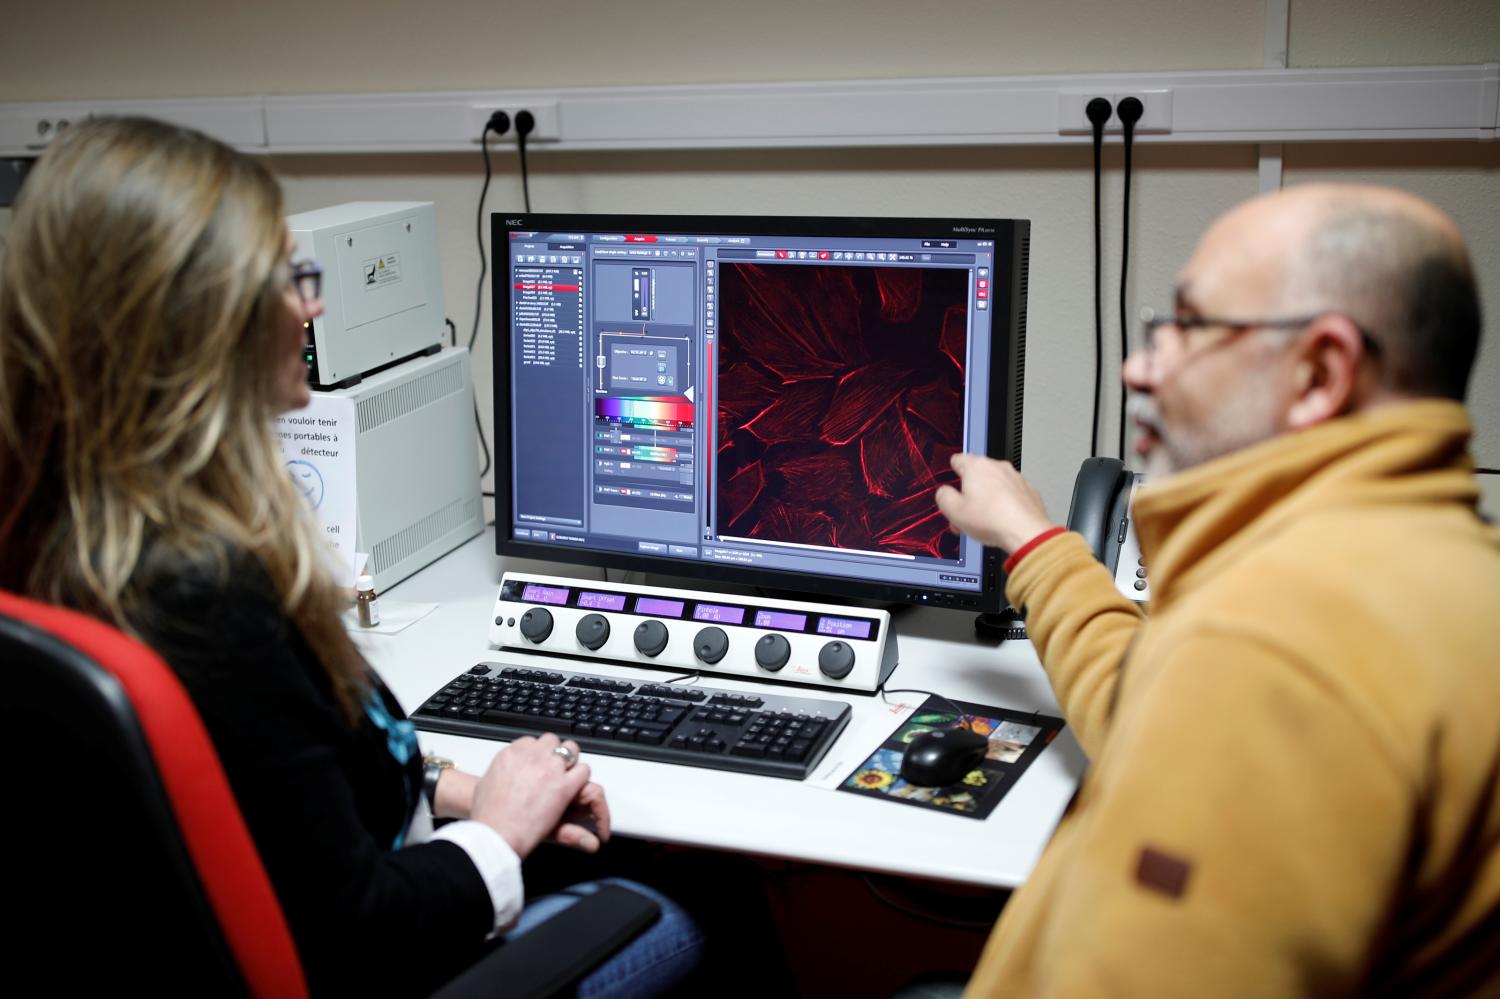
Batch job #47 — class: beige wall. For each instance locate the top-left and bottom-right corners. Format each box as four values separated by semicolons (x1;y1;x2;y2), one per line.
1290;0;1500;66
0;1;1267;99
3;1;1498;520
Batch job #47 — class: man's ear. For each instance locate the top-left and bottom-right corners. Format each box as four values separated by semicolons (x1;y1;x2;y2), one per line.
1284;315;1367;429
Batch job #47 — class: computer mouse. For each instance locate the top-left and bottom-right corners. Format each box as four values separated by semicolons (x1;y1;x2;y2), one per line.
899;727;989;787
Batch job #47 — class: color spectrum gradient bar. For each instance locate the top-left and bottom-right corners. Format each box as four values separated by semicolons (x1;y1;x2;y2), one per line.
595;396;694;426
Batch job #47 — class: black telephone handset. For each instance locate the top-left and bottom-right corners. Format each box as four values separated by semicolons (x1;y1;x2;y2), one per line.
1066;457;1150;602
974;457;1149;641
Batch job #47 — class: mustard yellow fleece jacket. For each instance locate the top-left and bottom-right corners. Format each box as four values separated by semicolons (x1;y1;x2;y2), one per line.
965;400;1500;997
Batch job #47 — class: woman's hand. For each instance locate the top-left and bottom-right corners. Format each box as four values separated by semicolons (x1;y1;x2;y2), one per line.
469;733;593;859
550;779;611;854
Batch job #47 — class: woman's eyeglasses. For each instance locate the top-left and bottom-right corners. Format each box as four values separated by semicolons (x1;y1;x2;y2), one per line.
288;260;323;303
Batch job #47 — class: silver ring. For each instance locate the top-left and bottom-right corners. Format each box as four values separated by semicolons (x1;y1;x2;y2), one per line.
552;744;577;770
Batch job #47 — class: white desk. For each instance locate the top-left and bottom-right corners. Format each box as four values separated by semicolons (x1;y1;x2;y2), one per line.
361;529;1086;889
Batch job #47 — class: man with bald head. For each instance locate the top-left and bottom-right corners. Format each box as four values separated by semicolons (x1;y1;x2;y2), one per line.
938;184;1499;995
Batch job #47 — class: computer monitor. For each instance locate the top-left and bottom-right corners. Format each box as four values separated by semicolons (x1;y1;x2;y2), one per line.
494;214;1028;612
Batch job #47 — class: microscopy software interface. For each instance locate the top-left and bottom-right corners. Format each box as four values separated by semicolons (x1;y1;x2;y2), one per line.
504;221;1003;598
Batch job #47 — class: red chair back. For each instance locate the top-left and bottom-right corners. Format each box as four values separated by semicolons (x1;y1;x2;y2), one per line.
0;591;307;998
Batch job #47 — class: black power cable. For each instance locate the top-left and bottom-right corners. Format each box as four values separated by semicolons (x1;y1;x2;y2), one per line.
1086;98;1113;458
471;111;511;352
470;113;510;487
516;110;535;212
473;392;492;482
447;315;494;483
1115;97;1144;461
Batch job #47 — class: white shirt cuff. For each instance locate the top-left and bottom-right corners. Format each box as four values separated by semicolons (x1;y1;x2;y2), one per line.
431;820;525;933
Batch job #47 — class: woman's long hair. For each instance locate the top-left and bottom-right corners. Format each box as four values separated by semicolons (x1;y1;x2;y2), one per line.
0;116;367;719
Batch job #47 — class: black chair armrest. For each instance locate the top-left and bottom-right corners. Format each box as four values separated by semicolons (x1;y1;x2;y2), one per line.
430;884;662;999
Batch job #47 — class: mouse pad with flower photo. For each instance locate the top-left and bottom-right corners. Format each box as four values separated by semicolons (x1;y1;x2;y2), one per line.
837;697;1064;819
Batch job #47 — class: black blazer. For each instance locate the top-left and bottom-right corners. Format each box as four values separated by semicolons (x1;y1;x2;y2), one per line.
139;558;494;996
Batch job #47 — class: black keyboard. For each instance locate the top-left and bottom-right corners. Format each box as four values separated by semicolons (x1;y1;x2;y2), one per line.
412;663;853;780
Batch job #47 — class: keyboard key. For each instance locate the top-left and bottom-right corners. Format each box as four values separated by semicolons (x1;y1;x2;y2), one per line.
480;708;576;734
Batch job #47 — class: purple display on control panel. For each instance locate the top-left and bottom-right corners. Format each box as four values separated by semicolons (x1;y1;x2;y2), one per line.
521;584;570;606
635;597;685;618
816;617;873;639
755;609;807;631
577;591;627;612
693;603;746;625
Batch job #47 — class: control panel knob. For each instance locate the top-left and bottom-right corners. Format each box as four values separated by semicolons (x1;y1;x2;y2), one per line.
519;608;553;643
634;619;669;657
576;613;610;651
693;626;729;665
755;633;790;672
818;640;856;680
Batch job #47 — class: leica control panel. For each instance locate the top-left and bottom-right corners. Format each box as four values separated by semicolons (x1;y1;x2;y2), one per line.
490;572;898;693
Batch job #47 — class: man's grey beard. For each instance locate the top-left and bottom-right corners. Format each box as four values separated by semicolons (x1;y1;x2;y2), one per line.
1126;395;1173;479
1126;381;1285;479
1126;394;1159;431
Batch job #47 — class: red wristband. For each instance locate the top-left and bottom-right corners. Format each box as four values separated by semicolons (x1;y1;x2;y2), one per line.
1002;526;1067;575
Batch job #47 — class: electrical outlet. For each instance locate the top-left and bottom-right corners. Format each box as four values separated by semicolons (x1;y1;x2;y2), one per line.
471;102;560;142
1;157;34;208
1058;89;1173;135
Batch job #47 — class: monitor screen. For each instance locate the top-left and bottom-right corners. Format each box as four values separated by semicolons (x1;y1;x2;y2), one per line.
493;214;1028;612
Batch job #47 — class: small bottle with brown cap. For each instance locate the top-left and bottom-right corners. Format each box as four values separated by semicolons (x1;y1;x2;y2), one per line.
355;574;381;628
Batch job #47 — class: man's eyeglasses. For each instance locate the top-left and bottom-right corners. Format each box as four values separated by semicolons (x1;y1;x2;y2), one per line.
288;260;323;304
1139;308;1382;358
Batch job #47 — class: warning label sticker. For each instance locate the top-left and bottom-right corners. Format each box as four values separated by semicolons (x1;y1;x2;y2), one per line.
362;252;401;289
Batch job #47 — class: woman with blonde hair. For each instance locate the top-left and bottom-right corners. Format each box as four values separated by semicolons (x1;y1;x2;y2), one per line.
0;116;701;997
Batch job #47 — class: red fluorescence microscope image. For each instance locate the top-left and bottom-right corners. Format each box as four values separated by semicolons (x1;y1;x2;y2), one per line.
715;263;969;560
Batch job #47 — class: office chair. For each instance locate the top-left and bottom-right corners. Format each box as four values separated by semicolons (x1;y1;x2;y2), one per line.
0;591;659;999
